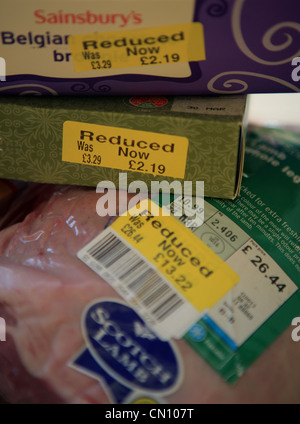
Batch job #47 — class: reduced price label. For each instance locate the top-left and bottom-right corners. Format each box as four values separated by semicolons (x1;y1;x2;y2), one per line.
68;22;206;72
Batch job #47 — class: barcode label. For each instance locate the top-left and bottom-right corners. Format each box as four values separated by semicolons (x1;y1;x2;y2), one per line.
77;228;201;340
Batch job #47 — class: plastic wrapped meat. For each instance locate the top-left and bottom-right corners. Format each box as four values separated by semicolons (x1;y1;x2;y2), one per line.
0;185;300;404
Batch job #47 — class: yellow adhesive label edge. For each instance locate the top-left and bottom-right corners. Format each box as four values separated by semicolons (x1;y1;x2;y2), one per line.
68;22;206;72
62;120;189;179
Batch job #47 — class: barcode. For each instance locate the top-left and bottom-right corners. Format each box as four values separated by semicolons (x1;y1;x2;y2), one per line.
86;230;185;323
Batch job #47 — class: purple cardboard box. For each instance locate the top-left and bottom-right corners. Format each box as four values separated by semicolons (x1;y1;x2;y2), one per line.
0;0;299;96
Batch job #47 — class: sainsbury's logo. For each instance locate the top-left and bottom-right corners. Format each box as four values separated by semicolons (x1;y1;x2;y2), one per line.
33;9;143;27
0;57;6;81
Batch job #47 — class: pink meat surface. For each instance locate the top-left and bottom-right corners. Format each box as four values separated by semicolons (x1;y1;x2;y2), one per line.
0;185;300;404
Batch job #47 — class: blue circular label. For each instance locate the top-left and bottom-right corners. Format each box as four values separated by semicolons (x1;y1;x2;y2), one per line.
188;323;206;342
83;300;180;393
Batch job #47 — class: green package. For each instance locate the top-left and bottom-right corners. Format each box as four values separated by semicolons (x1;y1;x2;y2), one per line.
162;126;300;383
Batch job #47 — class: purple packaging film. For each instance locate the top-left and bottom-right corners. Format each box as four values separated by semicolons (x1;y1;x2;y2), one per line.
0;0;299;96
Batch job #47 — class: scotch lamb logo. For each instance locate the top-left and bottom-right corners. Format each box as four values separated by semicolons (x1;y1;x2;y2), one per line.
129;96;168;108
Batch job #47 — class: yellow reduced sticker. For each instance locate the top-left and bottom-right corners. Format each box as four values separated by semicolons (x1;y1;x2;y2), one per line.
68;22;206;72
111;199;239;313
62;121;189;178
131;397;158;405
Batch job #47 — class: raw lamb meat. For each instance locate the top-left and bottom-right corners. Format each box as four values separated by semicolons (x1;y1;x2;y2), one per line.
0;185;300;404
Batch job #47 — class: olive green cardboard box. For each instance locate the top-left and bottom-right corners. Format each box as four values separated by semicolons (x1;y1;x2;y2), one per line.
0;95;246;199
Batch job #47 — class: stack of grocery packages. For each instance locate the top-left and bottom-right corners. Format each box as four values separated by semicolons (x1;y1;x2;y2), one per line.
0;0;299;404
